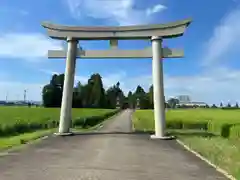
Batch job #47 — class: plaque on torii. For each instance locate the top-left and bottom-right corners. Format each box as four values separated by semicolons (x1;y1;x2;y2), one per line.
42;18;191;139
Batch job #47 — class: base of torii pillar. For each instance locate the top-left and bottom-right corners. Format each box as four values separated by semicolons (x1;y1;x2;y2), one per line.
54;132;74;136
150;134;175;140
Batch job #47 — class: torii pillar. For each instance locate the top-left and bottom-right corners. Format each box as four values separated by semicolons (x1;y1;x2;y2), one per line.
58;37;78;135
151;36;166;139
42;19;191;138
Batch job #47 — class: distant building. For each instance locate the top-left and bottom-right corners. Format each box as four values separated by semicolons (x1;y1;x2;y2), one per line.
177;101;207;107
177;95;191;104
175;95;207;108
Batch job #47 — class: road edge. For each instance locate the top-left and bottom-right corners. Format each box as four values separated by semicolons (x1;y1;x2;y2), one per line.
0;134;51;156
0;110;122;156
176;139;236;180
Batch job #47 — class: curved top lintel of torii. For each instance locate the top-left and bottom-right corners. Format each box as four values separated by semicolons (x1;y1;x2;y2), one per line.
41;18;192;40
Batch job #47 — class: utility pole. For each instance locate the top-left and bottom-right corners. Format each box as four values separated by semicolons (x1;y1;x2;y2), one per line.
6;92;8;102
24;90;27;102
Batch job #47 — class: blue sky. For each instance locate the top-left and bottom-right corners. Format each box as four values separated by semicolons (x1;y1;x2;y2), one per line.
0;0;240;105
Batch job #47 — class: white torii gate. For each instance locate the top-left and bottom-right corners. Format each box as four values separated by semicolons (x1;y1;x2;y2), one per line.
42;18;191;139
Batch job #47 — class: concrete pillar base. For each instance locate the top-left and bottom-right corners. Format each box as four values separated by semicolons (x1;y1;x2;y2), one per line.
54;132;74;136
150;134;175;140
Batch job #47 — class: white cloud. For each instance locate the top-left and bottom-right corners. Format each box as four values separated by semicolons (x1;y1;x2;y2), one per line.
64;0;166;25
188;7;240;104
5;65;240;105
0;70;131;102
118;66;240;105
0;7;29;16
39;69;61;76
19;10;29;16
103;67;240;105
112;66;240;105
0;33;62;61
146;4;167;16
202;7;240;66
7;5;240;105
163;67;240;105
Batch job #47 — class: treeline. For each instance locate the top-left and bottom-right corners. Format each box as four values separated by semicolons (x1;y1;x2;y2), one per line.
42;73;157;109
210;102;239;109
42;73;240;110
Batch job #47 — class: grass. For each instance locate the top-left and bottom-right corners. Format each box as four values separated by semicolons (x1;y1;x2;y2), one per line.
0;107;119;150
0;107;118;136
133;109;240;138
133;109;240;179
0;107;114;126
0;129;56;150
179;135;240;179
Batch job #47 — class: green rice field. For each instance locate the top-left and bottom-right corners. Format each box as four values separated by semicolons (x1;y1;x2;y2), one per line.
0;106;118;150
0;107;117;136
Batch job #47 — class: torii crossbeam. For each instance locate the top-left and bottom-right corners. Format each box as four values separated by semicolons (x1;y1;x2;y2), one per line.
48;47;184;59
42;18;191;139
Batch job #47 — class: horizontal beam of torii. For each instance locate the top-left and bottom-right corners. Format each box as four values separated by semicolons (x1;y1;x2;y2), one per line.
42;18;191;40
48;47;184;59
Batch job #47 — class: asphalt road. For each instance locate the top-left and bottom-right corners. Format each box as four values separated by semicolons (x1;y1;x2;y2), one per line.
0;109;227;180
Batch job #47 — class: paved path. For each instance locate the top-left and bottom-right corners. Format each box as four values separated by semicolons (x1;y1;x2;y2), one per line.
0;109;227;180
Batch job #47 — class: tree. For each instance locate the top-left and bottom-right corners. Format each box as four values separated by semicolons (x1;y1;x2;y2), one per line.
211;104;217;108
167;98;179;109
90;74;106;108
72;81;83;108
42;73;179;110
105;82;125;109
227;102;231;108
82;74;106;108
133;85;149;109
148;85;154;109
140;95;150;109
127;91;134;108
116;81;120;88
42;84;62;107
42;74;64;107
235;102;239;108
42;84;54;107
50;74;64;89
220;102;223;108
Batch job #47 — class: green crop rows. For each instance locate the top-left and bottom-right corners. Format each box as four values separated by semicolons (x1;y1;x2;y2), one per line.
133;109;240;139
0;107;119;136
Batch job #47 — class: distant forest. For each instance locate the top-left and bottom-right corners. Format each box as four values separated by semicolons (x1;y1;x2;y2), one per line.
42;73;155;109
42;73;240;110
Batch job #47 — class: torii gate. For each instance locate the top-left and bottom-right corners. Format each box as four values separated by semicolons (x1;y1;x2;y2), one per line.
42;18;191;139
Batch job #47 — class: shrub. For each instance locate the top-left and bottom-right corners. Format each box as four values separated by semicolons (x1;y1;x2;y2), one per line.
166;120;183;129
229;124;240;139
